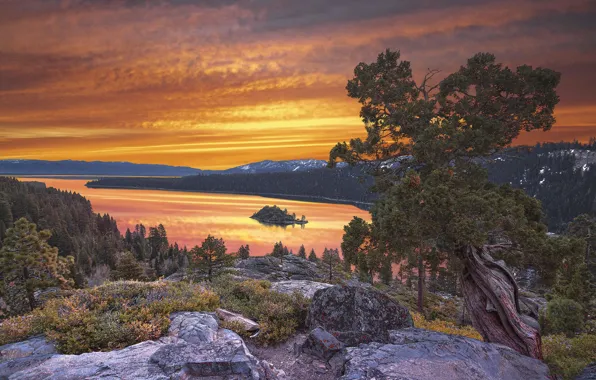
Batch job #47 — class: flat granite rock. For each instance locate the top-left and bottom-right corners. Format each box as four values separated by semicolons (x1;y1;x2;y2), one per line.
5;312;269;380
0;336;56;363
271;280;332;299
341;328;551;380
235;255;323;282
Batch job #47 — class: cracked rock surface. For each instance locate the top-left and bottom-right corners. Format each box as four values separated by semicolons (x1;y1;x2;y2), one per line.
341;328;550;380
3;312;270;380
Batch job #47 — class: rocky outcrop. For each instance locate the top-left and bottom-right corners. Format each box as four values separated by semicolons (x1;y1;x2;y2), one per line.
0;336;57;379
4;312;271;380
235;255;324;282
307;285;413;346
518;293;547;321
217;308;260;332
342;328;551;380
271;280;332;299
0;336;56;363
576;362;596;380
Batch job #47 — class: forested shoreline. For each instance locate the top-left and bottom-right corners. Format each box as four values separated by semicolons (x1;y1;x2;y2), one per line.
87;141;596;232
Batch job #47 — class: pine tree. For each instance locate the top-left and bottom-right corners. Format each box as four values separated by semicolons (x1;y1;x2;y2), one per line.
341;217;370;273
238;244;250;259
189;235;234;281
308;248;318;262
330;49;560;359
111;251;146;281
322;248;340;282
271;241;285;264
0;218;73;315
297;244;307;259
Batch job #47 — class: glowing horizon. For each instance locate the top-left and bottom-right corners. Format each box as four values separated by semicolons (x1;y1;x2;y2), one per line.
1;0;595;169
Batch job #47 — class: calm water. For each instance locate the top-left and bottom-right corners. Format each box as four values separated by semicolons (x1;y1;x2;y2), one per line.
19;178;371;256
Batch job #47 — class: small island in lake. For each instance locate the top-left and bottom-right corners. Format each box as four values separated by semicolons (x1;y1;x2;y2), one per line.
250;205;308;226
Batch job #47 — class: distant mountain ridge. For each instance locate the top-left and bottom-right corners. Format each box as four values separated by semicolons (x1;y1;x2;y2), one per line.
0;159;202;176
0;158;344;176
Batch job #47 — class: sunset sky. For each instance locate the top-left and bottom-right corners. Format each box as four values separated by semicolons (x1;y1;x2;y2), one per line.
1;0;595;169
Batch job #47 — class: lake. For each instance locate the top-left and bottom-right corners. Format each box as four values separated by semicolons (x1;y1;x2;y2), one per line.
18;178;371;256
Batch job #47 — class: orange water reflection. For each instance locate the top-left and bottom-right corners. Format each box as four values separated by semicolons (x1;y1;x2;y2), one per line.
20;178;371;256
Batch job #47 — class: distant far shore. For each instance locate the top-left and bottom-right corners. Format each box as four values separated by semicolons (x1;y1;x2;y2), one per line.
85;183;373;210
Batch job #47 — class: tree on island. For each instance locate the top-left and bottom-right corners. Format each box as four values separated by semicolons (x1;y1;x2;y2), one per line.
0;218;75;315
297;244;307;259
251;205;307;226
308;248;318;262
189;235;234;282
238;244;250;259
330;49;561;359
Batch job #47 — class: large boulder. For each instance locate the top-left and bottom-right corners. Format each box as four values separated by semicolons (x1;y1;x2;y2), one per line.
5;312;270;380
307;285;413;346
342;328;551;380
271;280;332;299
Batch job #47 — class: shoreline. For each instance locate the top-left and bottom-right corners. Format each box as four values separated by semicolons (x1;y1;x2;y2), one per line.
85;183;373;210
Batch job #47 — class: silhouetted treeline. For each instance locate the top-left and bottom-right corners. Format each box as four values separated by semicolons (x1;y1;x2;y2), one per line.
88;166;376;207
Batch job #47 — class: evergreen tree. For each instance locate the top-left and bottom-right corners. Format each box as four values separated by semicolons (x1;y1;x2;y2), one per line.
111;251;146;281
330;49;560;359
308;248;318;262
0;218;74;315
322;248;340;282
297;244;307;259
341;217;370;272
189;235;234;282
567;214;596;265
271;241;285;264
238;244;250;259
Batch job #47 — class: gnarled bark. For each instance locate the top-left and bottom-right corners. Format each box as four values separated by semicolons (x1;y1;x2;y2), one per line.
459;245;542;360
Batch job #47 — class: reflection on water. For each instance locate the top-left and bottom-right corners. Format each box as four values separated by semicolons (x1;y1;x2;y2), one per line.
18;178;371;256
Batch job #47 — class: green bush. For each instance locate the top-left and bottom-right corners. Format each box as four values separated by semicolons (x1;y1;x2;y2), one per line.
546;297;584;336
211;277;309;345
543;333;596;379
0;281;219;354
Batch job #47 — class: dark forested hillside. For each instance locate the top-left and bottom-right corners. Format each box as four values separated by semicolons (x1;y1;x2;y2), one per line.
487;141;596;232
0;177;122;279
88;166;376;208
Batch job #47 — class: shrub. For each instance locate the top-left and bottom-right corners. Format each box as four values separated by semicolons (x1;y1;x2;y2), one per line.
543;333;596;379
545;297;584;336
0;315;44;346
411;311;482;340
211;277;309;345
0;281;219;354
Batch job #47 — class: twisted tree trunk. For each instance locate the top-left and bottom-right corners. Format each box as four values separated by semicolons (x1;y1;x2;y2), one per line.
459;245;542;360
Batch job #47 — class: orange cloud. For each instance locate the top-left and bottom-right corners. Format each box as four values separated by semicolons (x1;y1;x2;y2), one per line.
0;0;595;168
